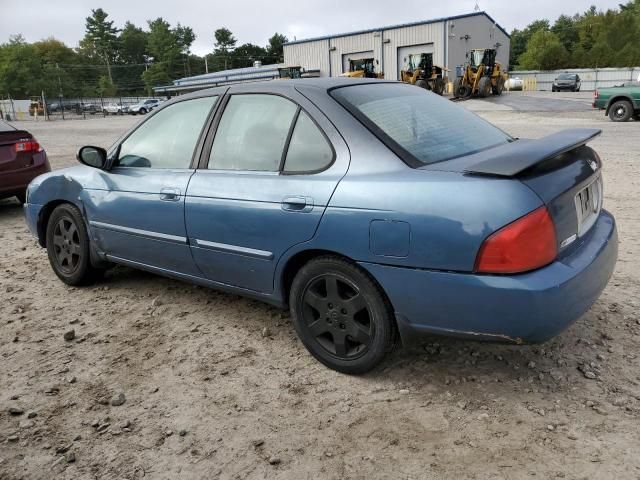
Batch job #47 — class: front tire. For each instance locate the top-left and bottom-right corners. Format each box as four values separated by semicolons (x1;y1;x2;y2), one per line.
415;79;429;90
139;108;148;115
609;100;633;122
290;256;395;374
46;204;103;286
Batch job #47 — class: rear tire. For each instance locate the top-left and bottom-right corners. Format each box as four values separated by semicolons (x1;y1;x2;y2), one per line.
289;256;396;374
139;108;148;115
415;79;429;90
609;100;633;122
46;204;103;286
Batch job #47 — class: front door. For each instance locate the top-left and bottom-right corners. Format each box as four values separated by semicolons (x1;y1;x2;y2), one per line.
186;92;349;293
86;95;219;275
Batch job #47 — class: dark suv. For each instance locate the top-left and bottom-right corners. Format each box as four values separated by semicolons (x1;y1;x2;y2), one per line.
552;73;581;92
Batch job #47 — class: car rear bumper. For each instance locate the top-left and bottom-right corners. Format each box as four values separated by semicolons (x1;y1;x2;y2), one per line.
360;210;618;345
0;152;50;196
553;85;577;90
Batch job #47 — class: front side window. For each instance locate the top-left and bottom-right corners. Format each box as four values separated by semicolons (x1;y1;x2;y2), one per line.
117;96;217;168
208;95;297;171
330;83;511;166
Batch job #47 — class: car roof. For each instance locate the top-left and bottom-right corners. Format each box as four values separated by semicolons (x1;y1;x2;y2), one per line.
0;119;16;132
174;78;399;101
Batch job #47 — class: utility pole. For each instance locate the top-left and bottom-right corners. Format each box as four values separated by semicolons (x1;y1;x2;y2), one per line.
205;56;209;74
56;63;63;96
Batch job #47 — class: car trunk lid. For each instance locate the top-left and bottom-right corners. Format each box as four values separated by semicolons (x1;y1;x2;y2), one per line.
422;128;604;258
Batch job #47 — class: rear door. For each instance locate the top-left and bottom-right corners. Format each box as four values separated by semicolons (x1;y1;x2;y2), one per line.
185;89;349;294
86;95;219;275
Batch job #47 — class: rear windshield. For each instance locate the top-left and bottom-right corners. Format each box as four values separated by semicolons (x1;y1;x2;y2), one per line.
330;83;511;166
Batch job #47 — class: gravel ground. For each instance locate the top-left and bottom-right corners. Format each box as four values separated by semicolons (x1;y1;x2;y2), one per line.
1;93;639;480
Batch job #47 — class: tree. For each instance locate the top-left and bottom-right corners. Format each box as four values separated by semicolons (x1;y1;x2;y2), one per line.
142;18;196;93
214;28;237;69
81;8;119;83
517;30;569;70
232;43;268;68
509;20;549;68
266;33;288;64
0;39;45;97
551;15;579;54
214;28;237;53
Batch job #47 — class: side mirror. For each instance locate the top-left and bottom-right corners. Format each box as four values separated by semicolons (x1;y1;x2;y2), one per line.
77;146;107;169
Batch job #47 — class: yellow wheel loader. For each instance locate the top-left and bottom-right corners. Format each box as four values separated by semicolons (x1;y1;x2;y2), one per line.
340;58;383;79
453;48;508;99
400;53;448;95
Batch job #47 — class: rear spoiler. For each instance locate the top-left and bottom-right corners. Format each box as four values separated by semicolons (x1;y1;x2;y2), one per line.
463;128;601;177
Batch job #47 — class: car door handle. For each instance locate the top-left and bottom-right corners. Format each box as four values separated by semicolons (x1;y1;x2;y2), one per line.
282;196;313;213
160;187;181;201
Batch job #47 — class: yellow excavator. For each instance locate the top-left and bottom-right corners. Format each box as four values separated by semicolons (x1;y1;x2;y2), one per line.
400;53;448;95
340;58;383;79
453;48;507;99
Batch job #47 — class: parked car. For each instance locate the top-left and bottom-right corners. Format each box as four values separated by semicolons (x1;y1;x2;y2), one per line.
23;79;618;374
103;103;125;115
593;81;640;122
128;99;162;115
0;119;50;203
552;73;581;92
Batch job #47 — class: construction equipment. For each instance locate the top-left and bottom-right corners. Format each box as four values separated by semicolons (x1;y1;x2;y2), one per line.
28;97;45;117
453;48;507;99
278;66;303;79
400;53;448;95
340;58;383;78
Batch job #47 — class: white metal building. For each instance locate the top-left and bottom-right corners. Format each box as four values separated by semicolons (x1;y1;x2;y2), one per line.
283;11;510;81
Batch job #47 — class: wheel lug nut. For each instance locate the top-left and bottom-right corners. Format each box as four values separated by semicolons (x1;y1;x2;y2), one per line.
340;324;345;330
328;303;333;309
341;308;347;315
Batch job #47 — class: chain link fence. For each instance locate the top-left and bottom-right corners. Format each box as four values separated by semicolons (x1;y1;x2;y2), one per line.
0;94;167;122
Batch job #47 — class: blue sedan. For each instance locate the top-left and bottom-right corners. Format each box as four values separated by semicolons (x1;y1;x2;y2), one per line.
24;79;618;374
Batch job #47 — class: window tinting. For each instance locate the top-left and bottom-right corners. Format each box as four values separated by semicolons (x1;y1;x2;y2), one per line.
117;96;217;168
209;95;297;171
284;111;333;172
330;83;511;166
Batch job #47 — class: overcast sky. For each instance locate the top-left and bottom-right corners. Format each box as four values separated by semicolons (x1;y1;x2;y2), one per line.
0;0;624;56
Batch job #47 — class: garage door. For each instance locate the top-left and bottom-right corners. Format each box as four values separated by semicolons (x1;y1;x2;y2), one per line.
342;51;375;74
397;43;434;77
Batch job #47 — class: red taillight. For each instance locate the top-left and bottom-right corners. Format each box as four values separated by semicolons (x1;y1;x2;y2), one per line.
15;138;41;153
475;206;557;274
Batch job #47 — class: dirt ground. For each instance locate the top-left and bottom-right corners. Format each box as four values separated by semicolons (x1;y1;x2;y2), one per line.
1;92;639;480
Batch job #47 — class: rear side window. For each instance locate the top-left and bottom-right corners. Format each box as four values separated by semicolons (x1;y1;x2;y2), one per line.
284;111;333;173
330;83;511;166
209;95;297;171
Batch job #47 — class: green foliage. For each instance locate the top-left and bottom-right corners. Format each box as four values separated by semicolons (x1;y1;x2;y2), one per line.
517;31;569;70
214;28;237;54
98;75;117;96
511;0;640;70
267;33;288;63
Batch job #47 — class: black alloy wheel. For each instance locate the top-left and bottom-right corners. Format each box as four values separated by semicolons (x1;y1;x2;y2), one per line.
290;256;396;374
46;203;103;286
